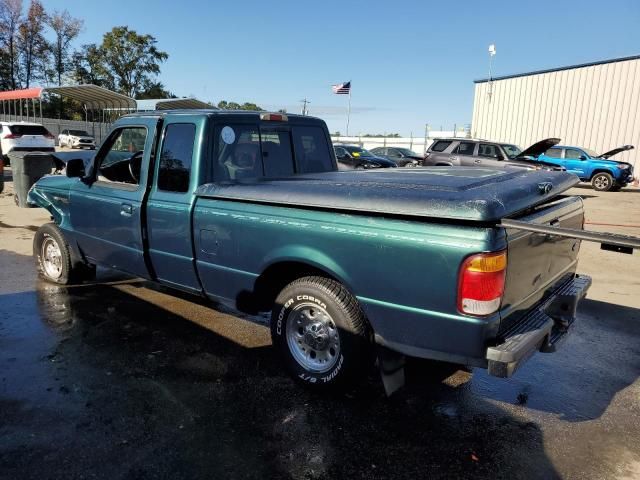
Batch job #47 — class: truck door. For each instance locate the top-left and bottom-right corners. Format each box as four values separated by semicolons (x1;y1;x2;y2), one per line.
563;148;589;178
69;119;158;277
146;116;203;292
476;143;504;168
453;141;479;166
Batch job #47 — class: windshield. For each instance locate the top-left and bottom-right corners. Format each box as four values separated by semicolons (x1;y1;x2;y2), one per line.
583;148;598;157
501;144;522;159
69;130;90;136
396;148;419;157
344;146;375;157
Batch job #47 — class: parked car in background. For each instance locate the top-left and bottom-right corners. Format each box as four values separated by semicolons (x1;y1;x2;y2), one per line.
423;137;565;171
334;145;397;170
0;122;55;164
536;145;635;191
58;129;96;149
370;147;422;167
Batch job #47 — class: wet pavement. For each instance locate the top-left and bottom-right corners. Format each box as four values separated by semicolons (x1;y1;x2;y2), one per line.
0;248;639;480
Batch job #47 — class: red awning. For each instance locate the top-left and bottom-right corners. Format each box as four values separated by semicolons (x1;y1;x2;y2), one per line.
0;87;43;101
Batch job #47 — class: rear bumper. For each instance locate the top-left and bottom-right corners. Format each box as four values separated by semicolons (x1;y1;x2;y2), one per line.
486;274;591;377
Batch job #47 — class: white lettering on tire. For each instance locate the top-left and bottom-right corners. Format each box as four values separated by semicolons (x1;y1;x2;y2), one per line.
276;298;294;335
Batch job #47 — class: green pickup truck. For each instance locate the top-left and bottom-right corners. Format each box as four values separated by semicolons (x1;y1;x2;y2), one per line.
29;110;625;393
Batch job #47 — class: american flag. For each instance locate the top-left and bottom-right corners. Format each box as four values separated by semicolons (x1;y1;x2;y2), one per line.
332;81;351;94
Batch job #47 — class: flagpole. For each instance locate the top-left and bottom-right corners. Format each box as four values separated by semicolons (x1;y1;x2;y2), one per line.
346;86;351;136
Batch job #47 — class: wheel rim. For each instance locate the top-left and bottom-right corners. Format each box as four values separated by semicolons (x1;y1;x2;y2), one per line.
41;236;63;279
285;302;341;373
594;175;609;189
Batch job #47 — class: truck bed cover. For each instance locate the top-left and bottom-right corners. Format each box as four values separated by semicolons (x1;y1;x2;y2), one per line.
196;167;580;222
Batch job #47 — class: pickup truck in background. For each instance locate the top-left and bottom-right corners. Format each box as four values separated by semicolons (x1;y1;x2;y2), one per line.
29;110;638;394
536;144;635;191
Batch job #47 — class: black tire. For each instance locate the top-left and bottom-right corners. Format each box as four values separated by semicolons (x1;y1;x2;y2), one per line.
591;172;614;192
34;223;95;285
271;276;373;389
610;185;623;192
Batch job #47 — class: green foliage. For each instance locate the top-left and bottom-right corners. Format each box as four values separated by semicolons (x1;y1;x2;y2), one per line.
136;81;176;99
217;100;264;111
98;26;168;97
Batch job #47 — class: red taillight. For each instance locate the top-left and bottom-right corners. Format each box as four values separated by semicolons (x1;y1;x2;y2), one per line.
4;134;21;139
458;251;507;316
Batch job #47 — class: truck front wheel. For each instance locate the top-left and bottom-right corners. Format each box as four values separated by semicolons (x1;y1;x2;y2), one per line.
591;172;614;191
34;223;95;285
271;276;373;389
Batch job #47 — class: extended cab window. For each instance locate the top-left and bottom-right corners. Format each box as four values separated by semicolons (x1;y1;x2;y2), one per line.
97;127;147;186
293;126;333;173
158;123;196;193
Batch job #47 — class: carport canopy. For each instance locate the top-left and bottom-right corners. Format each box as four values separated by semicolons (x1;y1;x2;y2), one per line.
136;98;214;110
44;85;136;110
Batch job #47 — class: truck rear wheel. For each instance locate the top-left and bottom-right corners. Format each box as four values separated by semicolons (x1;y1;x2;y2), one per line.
271;276;373;389
592;172;614;191
34;223;95;285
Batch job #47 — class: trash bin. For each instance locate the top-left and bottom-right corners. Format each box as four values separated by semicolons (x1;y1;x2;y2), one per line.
9;152;55;208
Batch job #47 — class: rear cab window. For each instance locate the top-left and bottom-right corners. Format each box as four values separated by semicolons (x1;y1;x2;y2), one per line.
213;121;333;181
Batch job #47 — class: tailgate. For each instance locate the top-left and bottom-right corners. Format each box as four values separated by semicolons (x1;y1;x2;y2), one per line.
500;196;584;329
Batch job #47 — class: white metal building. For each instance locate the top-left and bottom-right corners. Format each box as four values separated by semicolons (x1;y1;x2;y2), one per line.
471;55;640;166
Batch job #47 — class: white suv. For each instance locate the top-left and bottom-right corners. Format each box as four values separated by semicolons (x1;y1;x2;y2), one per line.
58;129;96;149
0;121;55;164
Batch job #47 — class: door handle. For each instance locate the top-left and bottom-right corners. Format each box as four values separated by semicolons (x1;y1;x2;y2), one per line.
449;156;459;161
120;203;133;216
474;159;482;163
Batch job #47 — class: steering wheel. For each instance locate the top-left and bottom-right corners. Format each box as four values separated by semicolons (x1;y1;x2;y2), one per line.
128;151;144;183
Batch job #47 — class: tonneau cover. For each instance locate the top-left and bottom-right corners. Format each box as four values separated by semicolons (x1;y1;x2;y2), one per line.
195;167;580;222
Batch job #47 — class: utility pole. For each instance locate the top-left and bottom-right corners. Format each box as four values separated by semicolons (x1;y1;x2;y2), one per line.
488;44;496;101
300;98;310;116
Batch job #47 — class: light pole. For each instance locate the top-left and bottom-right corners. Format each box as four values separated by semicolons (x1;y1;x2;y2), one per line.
488;44;496;101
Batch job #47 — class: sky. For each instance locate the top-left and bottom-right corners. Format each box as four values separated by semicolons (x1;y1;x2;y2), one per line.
41;0;640;136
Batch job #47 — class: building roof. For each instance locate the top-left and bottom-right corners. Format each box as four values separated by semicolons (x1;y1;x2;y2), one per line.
0;87;43;100
0;84;136;109
474;54;640;84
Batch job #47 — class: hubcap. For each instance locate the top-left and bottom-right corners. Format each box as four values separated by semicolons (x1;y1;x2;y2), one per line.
286;303;340;373
41;237;63;279
595;176;609;189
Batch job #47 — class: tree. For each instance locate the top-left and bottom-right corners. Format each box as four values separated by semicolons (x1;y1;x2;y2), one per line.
71;43;113;89
0;0;23;89
98;26;168;97
17;0;47;87
216;100;263;111
47;9;82;86
136;81;176;99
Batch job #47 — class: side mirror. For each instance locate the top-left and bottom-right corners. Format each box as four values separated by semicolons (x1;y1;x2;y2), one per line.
66;158;86;178
579;155;587;160
496;153;505;161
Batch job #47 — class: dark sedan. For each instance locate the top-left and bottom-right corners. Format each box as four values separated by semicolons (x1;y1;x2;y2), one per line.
370;147;422;167
334;145;397;170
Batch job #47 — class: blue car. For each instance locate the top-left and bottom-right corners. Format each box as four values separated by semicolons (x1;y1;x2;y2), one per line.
537;144;635;191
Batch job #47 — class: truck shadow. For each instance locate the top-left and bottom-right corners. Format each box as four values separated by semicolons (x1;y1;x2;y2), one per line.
454;298;640;422
0;262;559;480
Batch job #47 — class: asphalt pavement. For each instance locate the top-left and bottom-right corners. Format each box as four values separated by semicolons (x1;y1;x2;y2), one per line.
0;175;639;480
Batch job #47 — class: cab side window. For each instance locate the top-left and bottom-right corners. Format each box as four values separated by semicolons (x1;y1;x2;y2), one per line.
565;149;583;160
545;148;563;158
478;144;500;158
454;142;475;155
96;127;147;186
158;123;196;193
